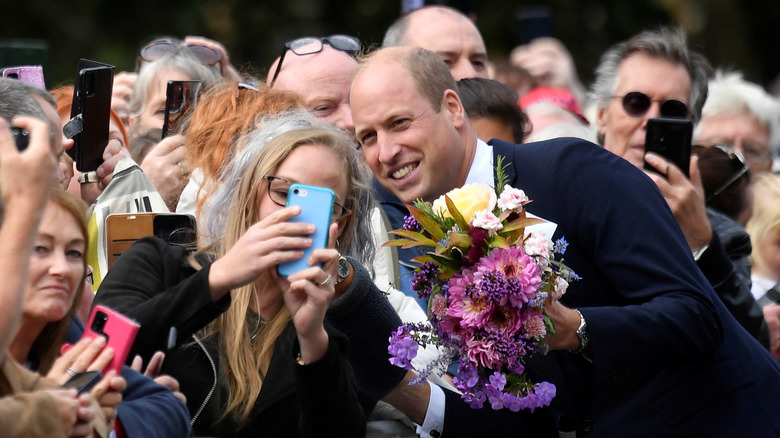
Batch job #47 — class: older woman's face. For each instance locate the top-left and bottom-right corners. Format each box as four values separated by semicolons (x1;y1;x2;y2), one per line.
23;202;85;323
258;143;349;238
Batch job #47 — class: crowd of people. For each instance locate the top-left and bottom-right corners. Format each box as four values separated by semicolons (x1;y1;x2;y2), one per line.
2;4;780;437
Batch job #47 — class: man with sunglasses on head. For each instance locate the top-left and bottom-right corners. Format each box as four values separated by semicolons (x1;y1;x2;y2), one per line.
590;27;774;353
267;35;360;132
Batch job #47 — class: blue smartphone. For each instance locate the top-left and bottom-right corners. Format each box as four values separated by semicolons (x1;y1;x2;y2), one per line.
276;184;334;278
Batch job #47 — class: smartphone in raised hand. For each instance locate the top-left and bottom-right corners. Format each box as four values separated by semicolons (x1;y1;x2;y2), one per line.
161;80;202;139
276;184;334;278
61;370;102;394
66;59;115;172
83;305;140;375
644;117;693;177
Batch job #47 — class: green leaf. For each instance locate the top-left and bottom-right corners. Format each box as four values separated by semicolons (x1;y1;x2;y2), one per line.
495;155;510;192
408;204;445;242
429;252;461;271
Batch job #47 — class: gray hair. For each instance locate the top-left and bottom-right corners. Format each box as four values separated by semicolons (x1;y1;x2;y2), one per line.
588;27;711;143
0;77;56;138
129;48;222;117
695;70;780;156
202;110;377;270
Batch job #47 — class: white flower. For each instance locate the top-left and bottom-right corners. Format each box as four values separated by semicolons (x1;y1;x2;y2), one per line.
497;185;529;211
524;231;553;258
471;210;503;234
552;277;569;300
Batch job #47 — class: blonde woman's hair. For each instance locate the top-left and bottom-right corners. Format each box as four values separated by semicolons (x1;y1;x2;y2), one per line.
747;173;780;277
197;110;374;425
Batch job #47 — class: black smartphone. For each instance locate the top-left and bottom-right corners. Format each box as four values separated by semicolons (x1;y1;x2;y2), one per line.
67;59;114;172
161;80;202;139
644;117;693;177
61;370;102;394
515;7;552;46
11;126;29;151
153;213;197;246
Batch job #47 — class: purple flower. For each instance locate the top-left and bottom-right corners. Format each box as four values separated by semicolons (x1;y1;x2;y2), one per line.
388;327;419;370
411;262;439;299
488;371;507;391
403;215;421;231
534;381;556;407
502;392;526;412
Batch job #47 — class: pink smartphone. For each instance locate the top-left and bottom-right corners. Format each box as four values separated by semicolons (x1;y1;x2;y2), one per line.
83;305;140;375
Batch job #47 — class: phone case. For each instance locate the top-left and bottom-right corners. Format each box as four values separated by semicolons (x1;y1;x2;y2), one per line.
644;117;693;177
1;65;45;89
105;213;157;269
61;370;102;394
83;305;140;375
276;184;334;277
67;59;114;172
162;80;202;138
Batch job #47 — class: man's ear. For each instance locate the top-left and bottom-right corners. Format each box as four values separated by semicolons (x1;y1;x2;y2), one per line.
442;89;466;128
595;105;608;138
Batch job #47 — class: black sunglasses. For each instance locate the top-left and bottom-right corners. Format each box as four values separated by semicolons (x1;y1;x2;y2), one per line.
613;91;689;119
269;35;360;87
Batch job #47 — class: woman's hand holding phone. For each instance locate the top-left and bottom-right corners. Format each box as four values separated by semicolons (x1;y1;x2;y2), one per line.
50;336;113;385
282;222;340;365
208;205;314;301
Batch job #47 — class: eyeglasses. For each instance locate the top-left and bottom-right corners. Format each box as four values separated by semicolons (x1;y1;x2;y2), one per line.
269;35;360;87
612;91;689;119
263;175;349;220
139;40;222;68
692;144;750;202
85;266;94;286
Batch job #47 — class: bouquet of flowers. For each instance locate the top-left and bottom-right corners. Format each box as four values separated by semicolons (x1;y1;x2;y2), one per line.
386;159;577;412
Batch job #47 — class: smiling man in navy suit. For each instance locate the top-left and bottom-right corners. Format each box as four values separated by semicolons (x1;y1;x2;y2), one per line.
350;45;780;437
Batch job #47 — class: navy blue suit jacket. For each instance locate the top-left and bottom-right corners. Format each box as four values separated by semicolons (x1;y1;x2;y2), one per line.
378;137;780;437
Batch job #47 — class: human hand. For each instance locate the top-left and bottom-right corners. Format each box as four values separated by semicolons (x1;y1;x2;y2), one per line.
89;369;125;427
112;72;137;129
130;352;187;403
59;151;75;190
71;392;98;438
281;222;340;364
644;153;712;252
763;304;780;360
208;206;316;299
543;299;583;351
48;337;113;385
0;117;61;211
77;138;131;204
139;134;187;211
510;37;585;102
184;35;241;80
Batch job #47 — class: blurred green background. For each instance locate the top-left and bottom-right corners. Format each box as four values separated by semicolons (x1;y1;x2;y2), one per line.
2;0;779;91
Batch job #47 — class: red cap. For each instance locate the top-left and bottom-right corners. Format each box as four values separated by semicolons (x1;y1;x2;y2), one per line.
519;86;589;125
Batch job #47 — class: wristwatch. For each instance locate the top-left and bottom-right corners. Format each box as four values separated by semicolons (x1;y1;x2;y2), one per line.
571;309;590;355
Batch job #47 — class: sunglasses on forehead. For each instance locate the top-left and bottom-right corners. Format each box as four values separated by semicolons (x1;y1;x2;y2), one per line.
269;34;360;88
613;91;689;119
139;40;222;69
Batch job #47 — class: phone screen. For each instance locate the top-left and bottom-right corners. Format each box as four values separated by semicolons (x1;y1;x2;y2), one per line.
516;7;552;45
61;370;102;394
276;184;334;277
644;117;693;177
153;213;196;246
162;80;202;139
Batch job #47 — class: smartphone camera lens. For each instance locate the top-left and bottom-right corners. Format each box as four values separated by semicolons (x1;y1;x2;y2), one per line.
11;127;29;151
91;311;108;333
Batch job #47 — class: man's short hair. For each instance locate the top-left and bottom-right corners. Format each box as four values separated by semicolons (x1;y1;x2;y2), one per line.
457;78;530;143
589;27;711;125
400;48;459;112
0;77;54;122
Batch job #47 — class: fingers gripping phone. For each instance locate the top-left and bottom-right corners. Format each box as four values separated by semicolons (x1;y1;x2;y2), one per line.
83;305;140;375
276;184;334;278
161;80;202;139
61;370;102;394
66;59;115;172
644;117;693;177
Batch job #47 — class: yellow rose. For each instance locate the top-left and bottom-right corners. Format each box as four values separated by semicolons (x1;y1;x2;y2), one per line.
431;183;497;224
